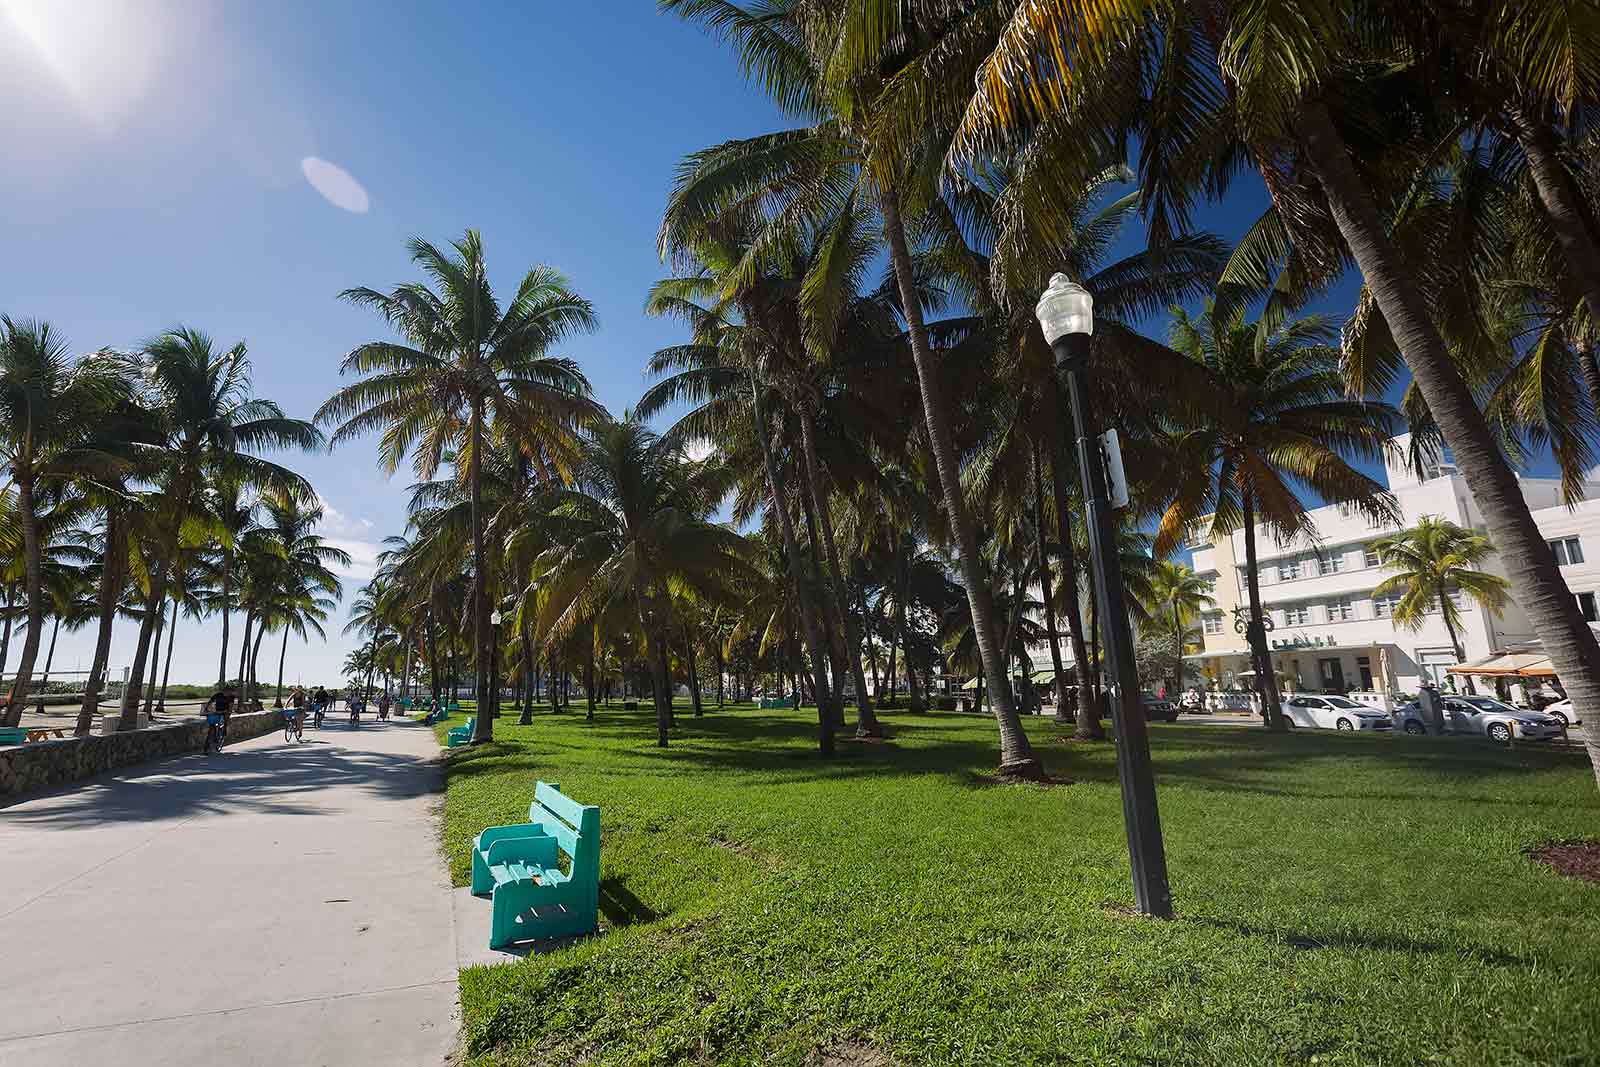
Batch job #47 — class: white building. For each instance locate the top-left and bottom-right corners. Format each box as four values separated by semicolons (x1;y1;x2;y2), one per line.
1186;435;1600;696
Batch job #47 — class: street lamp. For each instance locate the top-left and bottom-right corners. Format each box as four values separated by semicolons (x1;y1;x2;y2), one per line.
1036;273;1173;919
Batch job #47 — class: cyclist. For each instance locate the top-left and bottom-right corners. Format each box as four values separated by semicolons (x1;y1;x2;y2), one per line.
289;687;308;741
348;686;362;726
313;685;329;727
202;686;236;753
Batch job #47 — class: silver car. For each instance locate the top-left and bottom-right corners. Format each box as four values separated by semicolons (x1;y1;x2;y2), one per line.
1395;695;1563;742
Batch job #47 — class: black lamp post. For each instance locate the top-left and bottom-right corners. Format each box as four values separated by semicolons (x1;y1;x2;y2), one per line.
1036;273;1173;919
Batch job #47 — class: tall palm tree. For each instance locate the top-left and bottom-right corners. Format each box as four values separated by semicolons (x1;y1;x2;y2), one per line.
518;416;753;748
1372;516;1512;667
318;231;599;743
257;492;348;705
1152;300;1400;730
1142;562;1214;698
0;319;129;725
664;0;1044;777
117;328;320;728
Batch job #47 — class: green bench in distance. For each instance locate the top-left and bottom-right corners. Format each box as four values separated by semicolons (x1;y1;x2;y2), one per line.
446;718;475;747
470;780;600;949
0;727;26;746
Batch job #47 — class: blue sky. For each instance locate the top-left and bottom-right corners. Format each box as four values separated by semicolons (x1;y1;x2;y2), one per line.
1;2;1536;688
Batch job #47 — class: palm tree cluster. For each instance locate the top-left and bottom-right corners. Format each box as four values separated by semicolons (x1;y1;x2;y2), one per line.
0;319;341;733
331;4;1600;789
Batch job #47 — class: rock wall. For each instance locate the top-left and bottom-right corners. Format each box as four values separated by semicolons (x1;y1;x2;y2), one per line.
0;710;284;800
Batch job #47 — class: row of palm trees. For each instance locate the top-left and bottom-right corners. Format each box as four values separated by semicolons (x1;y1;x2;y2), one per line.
327;2;1600;789
0;319;344;733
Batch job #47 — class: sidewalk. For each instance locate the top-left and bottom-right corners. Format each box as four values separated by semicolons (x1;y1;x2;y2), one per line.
0;716;458;1066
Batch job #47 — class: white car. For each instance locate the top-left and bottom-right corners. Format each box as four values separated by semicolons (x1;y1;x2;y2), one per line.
1281;694;1395;732
1395;695;1564;742
1542;698;1582;727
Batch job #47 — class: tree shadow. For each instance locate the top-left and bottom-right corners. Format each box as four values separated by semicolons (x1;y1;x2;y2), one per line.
1183;914;1532;969
0;726;441;826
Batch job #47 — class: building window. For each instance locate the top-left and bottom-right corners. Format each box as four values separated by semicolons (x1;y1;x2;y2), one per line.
1357;656;1373;690
1324;552;1345;574
1326;598;1355;622
1283;604;1310;626
1364;545;1381;568
1202;614;1224;635
1373;593;1404;618
1278;559;1301;581
1550;537;1584;566
1579;592;1598;623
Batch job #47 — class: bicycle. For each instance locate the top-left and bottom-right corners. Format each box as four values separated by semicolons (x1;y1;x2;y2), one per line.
204;714;226;754
285;711;304;743
312;701;325;728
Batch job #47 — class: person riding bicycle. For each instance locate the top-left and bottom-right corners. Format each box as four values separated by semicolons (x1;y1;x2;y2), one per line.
290;687;308;740
312;685;330;727
202;686;237;751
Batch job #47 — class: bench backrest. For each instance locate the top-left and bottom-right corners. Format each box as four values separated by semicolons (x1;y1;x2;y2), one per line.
529;780;600;884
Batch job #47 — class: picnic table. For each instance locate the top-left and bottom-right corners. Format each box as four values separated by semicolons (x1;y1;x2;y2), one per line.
26;727;67;742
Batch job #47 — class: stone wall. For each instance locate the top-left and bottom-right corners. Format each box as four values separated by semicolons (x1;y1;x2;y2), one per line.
0;709;284;800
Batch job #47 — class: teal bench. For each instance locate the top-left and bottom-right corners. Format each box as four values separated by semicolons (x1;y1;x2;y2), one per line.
470;780;600;948
758;697;795;709
446;718;475;747
0;727;25;746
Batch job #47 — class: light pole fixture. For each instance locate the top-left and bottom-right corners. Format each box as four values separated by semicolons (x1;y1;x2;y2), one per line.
1036;273;1173;919
489;610;503;627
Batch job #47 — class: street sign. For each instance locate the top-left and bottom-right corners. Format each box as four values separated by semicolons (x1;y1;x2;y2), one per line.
1101;428;1129;509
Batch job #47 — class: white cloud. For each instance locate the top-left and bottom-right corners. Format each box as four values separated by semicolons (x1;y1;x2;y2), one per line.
301;155;370;213
316;494;376;539
326;537;381;582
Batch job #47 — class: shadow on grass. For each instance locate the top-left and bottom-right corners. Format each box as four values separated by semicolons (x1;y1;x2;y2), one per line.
600;876;663;929
1185;914;1532;968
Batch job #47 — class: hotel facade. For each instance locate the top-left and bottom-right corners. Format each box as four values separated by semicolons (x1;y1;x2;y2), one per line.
1185;436;1600;697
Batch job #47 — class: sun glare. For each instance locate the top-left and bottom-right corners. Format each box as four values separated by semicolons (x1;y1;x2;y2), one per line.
1;0;179;126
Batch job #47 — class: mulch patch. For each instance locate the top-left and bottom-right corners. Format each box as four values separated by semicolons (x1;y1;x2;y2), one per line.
1526;839;1600;884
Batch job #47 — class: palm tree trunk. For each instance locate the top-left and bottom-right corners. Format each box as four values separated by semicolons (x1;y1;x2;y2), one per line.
6;475;45;726
157;600;178;713
216;547;232;687
798;414;882;735
713;636;725;708
518;628;535;725
276;626;290;708
747;366;835;755
427;604;442;707
639;593;672;747
1512;109;1600;412
857;573;882;699
1172;604;1183;698
40;616;60;690
0;581;15;722
467;403;493;745
586;647;596;721
1048;435;1101;738
798;485;848;726
79;515;121;735
1032;448;1072;723
1241;491;1285;730
882;191;1039;775
684;624;703;717
142;598;166;717
250;624;267;709
895;545;926;713
236;609;252;689
1302;99;1600;784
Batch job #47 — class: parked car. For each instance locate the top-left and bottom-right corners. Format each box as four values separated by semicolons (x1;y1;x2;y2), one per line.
1140;694;1179;722
1542;698;1582;727
1280;694;1395;732
1394;695;1564;742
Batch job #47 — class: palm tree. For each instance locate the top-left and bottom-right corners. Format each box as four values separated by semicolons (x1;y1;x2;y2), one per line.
519;417;753;748
0;319;128;725
1372;516;1512;669
1151;300;1400;730
257;492;348;705
116;328;320;728
663;1;1045;777
1142;562;1214;698
318;231;599;744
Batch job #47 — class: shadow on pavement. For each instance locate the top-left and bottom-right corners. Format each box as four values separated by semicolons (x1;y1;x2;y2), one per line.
0;721;441;826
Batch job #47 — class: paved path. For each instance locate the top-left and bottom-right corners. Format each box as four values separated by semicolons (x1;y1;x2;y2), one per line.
0;717;458;1066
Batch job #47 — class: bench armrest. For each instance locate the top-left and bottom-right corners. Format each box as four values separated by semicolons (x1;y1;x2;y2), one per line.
474;822;546;851
485;834;559;867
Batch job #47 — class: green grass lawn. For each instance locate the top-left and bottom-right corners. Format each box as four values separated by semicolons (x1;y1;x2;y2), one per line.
439;702;1600;1066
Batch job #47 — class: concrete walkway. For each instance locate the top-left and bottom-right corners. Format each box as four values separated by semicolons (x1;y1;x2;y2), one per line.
0;716;458;1066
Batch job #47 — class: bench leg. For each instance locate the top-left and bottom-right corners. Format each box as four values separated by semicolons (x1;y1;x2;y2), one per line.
490;881;538;950
470;848;492;897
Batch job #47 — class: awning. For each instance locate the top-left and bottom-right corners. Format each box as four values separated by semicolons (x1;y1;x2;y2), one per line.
1446;652;1557;678
1183;648;1251;661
